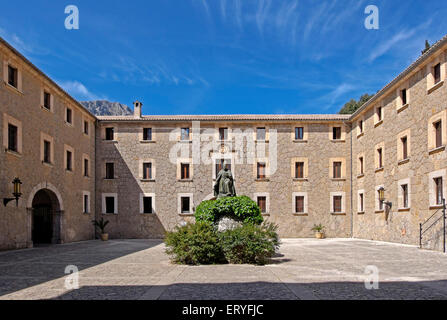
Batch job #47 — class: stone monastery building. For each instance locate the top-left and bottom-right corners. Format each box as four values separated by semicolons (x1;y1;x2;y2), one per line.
1;35;447;251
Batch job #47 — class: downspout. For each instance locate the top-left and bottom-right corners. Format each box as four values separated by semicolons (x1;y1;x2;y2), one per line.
348;121;353;238
93;118;98;240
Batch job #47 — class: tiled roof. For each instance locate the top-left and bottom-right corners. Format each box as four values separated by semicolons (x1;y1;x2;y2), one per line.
97;114;351;122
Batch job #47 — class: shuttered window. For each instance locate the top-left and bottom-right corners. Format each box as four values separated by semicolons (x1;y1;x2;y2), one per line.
295;196;304;213
333;162;342;178
143;163;152;180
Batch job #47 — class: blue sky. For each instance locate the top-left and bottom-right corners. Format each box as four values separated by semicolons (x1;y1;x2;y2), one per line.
1;0;446;115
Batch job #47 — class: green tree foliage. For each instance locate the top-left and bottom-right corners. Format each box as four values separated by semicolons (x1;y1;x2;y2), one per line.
164;221;280;265
338;93;374;114
219;222;280;265
421;40;431;55
165;222;226;265
195;196;263;225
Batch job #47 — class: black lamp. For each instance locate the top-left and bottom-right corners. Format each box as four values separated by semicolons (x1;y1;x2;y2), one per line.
3;177;22;207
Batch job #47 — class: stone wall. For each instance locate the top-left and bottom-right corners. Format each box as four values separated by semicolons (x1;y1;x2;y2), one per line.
351;46;447;250
0;43;96;250
95;120;352;239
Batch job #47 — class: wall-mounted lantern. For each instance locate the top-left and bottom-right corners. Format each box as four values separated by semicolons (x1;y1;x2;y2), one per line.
378;186;392;209
3;177;22;207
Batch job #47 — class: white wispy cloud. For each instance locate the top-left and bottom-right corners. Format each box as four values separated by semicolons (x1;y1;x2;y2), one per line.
256;0;272;36
368;20;433;62
319;83;356;110
0;28;34;54
59;80;106;101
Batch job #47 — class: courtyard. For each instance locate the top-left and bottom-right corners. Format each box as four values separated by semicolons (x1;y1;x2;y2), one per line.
0;238;446;300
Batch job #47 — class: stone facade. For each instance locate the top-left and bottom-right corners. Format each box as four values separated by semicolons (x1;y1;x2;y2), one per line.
1;34;447;251
95;118;352;239
351;39;447;251
0;38;96;250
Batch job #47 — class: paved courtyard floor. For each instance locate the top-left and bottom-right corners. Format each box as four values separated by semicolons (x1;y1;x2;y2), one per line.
0;238;446;300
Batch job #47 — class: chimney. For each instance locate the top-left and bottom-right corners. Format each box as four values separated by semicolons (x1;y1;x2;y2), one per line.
133;101;142;119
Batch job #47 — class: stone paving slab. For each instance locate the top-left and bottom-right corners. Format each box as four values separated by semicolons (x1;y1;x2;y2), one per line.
0;238;446;300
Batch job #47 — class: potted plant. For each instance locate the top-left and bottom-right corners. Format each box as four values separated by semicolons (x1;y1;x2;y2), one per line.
92;218;110;241
311;224;325;239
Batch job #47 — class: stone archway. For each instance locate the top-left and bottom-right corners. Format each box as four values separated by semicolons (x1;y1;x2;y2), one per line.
27;183;64;245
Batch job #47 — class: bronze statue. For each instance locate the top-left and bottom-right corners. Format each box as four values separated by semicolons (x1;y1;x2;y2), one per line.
214;160;236;198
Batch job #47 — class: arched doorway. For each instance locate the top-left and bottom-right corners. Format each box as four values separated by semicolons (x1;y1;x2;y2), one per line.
31;189;62;245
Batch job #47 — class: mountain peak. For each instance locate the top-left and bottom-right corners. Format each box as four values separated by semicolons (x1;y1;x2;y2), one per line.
80;100;133;116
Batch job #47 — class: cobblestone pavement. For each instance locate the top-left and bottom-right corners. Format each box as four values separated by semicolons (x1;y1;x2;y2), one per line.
0;238;446;300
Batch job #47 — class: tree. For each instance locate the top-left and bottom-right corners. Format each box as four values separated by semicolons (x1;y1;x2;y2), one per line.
338;93;374;114
421;40;431;55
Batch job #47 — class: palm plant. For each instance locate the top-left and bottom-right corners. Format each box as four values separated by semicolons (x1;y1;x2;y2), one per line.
92;217;109;234
311;224;325;233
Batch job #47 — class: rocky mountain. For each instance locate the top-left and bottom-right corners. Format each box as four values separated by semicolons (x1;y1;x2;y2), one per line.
80;100;133;116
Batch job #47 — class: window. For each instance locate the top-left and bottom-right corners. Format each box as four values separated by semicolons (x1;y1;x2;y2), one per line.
8;65;18;88
435;177;443;205
359;157;364;175
143;162;152;180
434;121;442;148
401;184;409;208
105;127;114;141
84;158;89;177
295;196;305;213
295;162;304;179
143;197;153;214
83;194;89;214
219;128;228;141
84;121;89;135
359;120;363;133
105;197;115;214
66;151;72;171
43;140;51;163
181;128;190;141
434;63;441;84
43;91;51;110
333;162;342;179
66;108;73;124
333;196;342;213
143;128;152;141
376;106;382;122
359;193;364;212
332;127;341;140
181;197;190;213
295;127;304;140
256;127;266;141
181;163;190;180
401;136;408;160
7;124;18;152
257;196;267;213
377;148;383;168
105;163;114;179
257;162;266;179
401;89;407;105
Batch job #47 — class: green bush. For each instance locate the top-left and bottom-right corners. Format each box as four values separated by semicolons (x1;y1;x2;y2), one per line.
195;196;263;225
219;222;280;265
164;222;225;265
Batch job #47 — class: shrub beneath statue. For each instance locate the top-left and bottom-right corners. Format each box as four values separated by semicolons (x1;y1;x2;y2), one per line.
195;196;263;225
165;221;280;265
